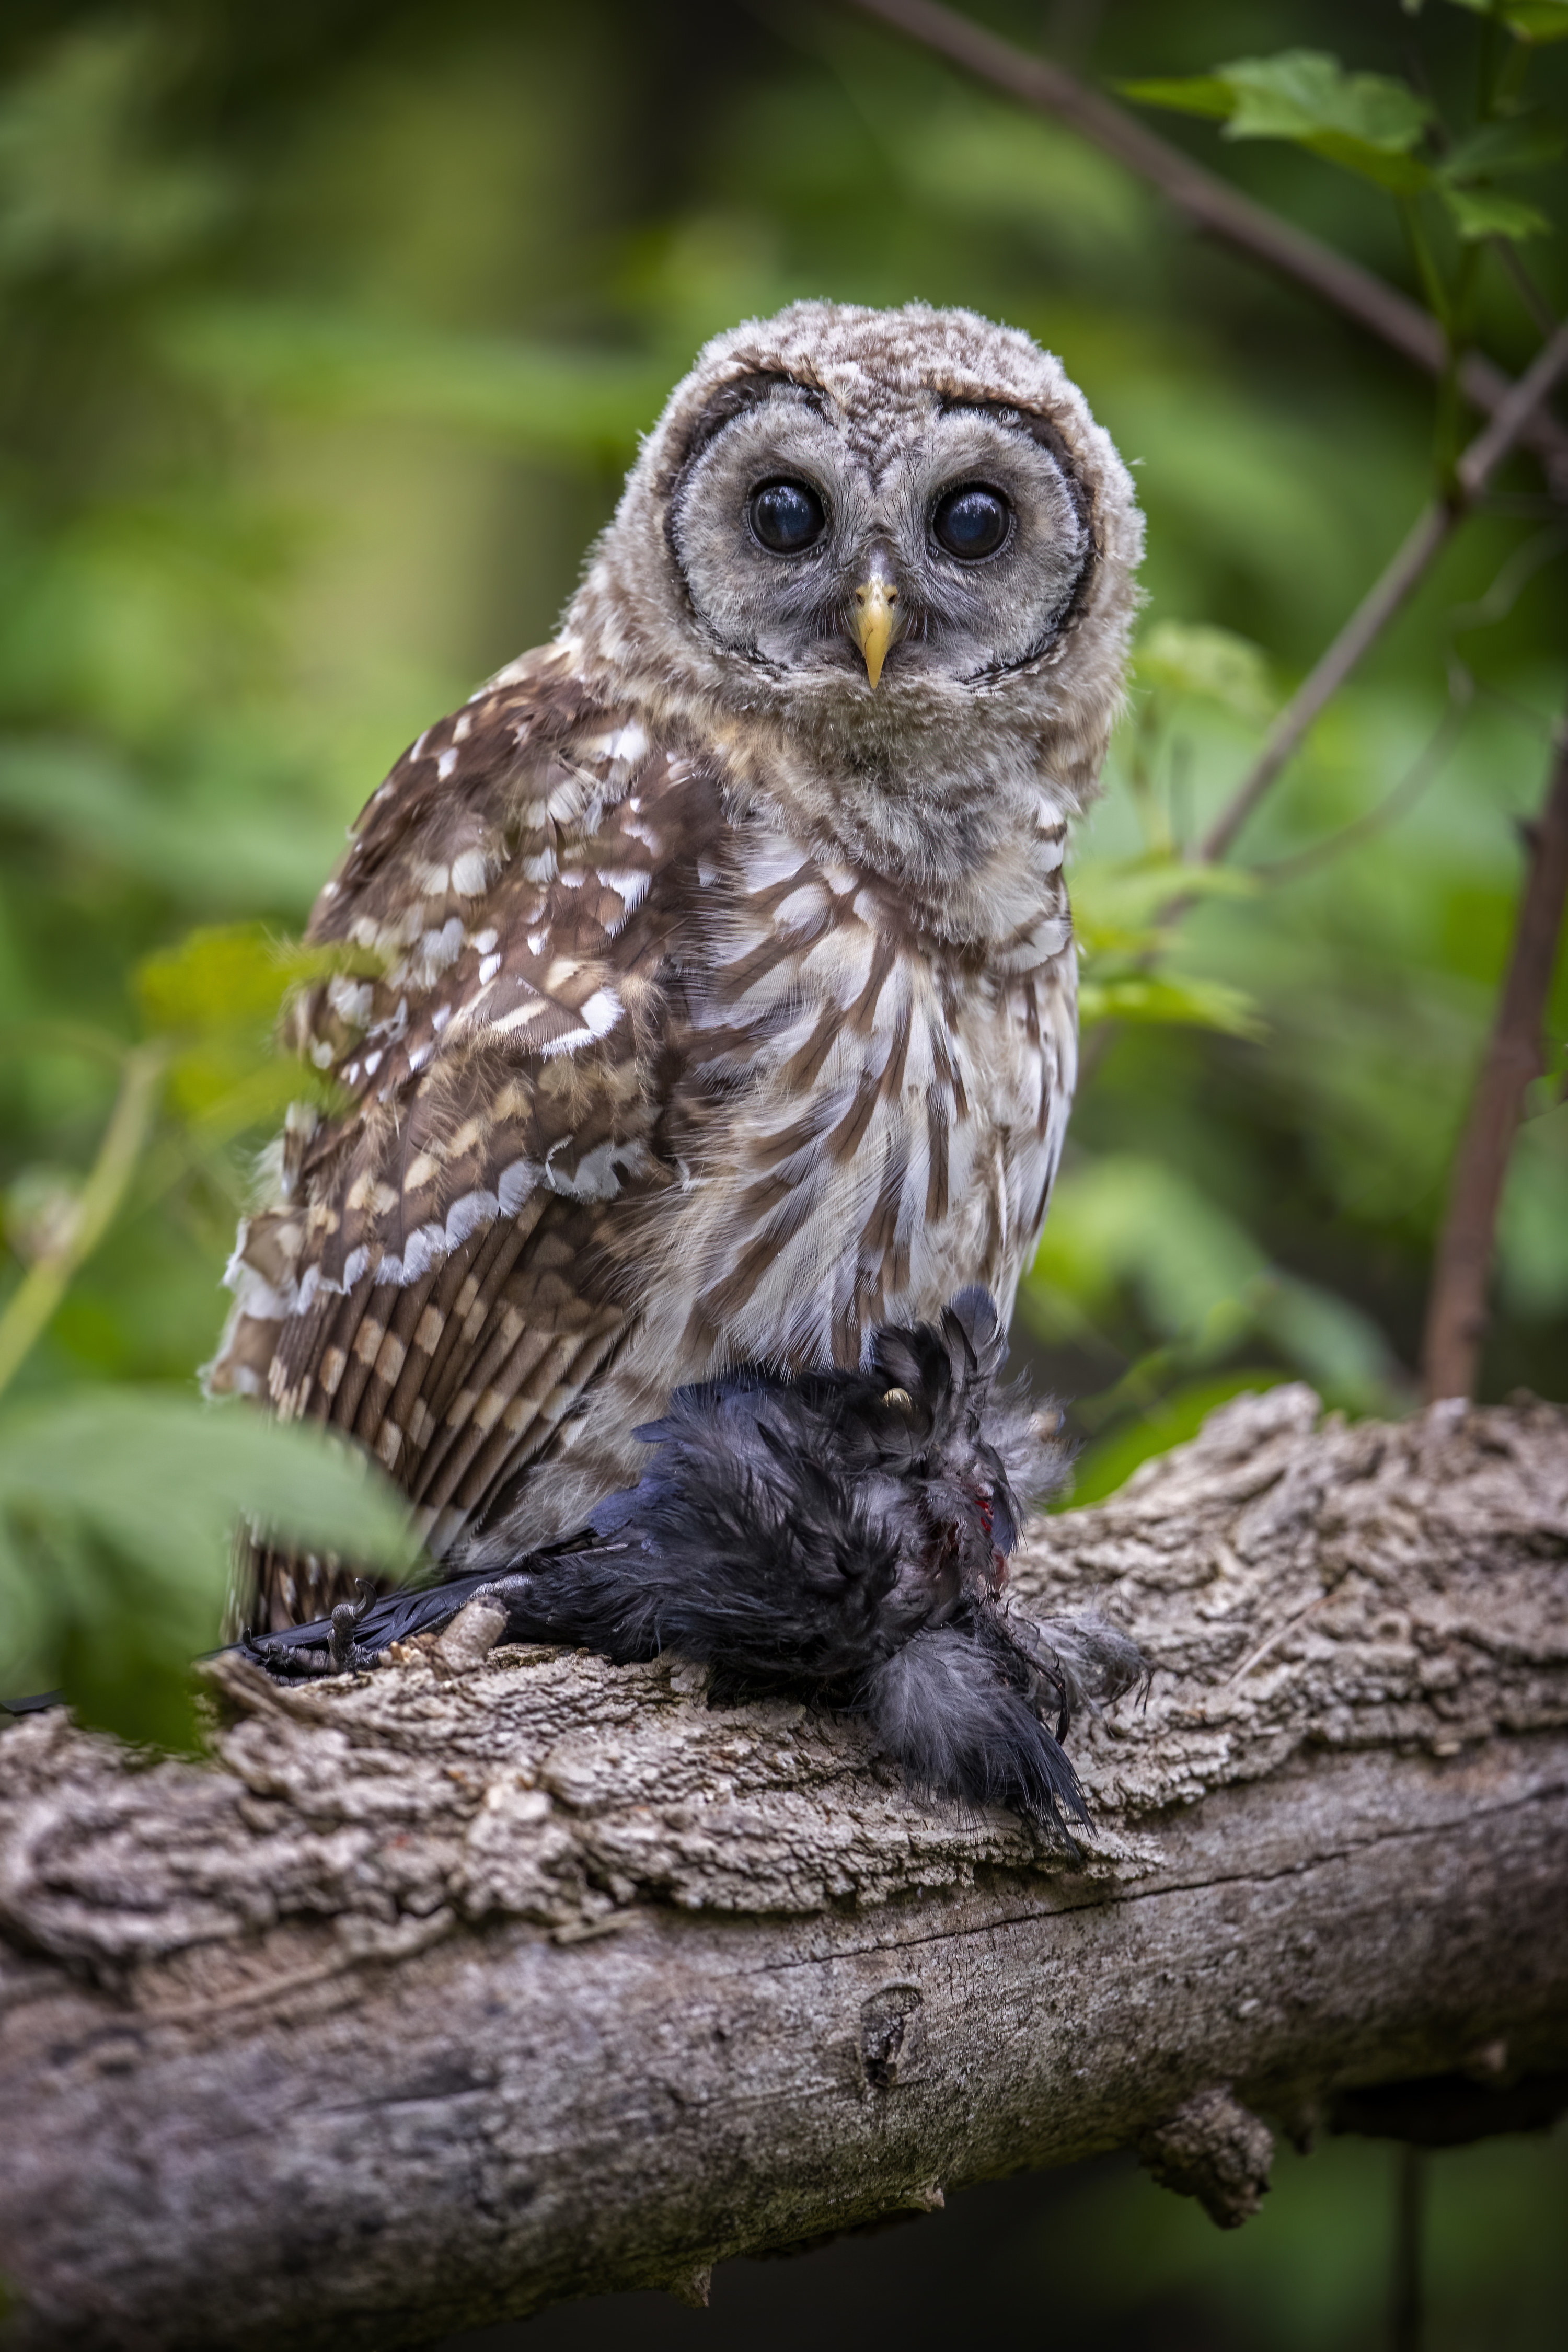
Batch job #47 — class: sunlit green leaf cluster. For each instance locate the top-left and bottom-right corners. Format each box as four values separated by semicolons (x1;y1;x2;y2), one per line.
1124;37;1562;236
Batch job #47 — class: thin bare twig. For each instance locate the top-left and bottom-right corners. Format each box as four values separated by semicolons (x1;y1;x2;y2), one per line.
1197;508;1450;865
0;1043;166;1401
1257;524;1567;881
1490;236;1560;341
1421;727;1568;1402
839;0;1568;485
1250;679;1472;887
1447;521;1568;642
1198;318;1568;867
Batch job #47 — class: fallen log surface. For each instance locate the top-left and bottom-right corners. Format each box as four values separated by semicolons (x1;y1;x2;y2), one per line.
2;1385;1566;2349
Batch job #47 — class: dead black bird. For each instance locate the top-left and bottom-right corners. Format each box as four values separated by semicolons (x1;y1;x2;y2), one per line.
247;1288;1148;1838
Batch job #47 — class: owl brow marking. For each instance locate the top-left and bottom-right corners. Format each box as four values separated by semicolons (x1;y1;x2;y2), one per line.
661;367;828;490
662;367;833;614
935;394;1099;672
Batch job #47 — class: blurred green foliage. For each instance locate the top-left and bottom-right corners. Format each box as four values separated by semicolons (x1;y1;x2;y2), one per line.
1039;2126;1568;2350
0;0;1562;2334
495;2119;1568;2352
0;1383;419;1744
0;917;419;1741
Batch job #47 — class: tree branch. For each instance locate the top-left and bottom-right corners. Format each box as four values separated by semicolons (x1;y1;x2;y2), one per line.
1421;728;1568;1401
1197;505;1451;867
2;1388;1565;2349
1196;317;1568;866
838;0;1568;487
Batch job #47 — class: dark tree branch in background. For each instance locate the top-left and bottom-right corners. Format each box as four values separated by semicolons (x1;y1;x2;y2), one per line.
1422;729;1568;1402
1197;319;1568;866
840;0;1568;487
1490;236;1560;342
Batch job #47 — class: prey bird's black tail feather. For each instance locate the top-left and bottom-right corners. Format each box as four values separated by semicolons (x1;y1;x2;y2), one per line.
245;1289;1148;1837
867;1623;1090;1838
987;1606;1153;1742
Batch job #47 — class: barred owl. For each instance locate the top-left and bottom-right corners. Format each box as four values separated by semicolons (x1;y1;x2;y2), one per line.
210;301;1143;1632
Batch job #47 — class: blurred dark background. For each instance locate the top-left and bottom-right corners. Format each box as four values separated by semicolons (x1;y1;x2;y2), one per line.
0;0;1564;2342
441;2137;1568;2352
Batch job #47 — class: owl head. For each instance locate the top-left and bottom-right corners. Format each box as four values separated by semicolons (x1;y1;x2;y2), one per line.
561;303;1142;915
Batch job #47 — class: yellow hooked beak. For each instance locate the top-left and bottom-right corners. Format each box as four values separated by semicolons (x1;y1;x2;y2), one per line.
850;574;900;689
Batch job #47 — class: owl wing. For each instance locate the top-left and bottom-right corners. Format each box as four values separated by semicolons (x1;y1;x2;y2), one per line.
208;649;719;1628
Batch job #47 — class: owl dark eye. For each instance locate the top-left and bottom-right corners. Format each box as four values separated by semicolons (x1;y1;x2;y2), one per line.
932;483;1011;561
748;478;827;554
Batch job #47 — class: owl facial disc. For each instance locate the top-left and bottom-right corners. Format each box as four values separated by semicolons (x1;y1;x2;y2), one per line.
665;376;1094;701
568;301;1144;847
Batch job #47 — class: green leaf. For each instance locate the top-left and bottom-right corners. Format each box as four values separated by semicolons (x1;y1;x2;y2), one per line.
1503;2;1568;41
163;1047;315;1128
1024;1156;1403;1436
1115;75;1237;122
1124;50;1435;190
1442;114;1566;177
0;1390;422;1747
1438;183;1554;239
134;924;372;1127
135;920;289;1032
134;921;372;1038
1252;1274;1403;1408
1058;1371;1291;1508
1220;52;1430;148
1077;973;1265;1038
1294;134;1434;193
1445;0;1568;35
1072;855;1260;958
1027;1156;1266;1340
1136;620;1278;723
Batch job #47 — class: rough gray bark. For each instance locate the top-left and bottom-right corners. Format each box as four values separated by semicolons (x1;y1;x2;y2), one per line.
1;1386;1565;2350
